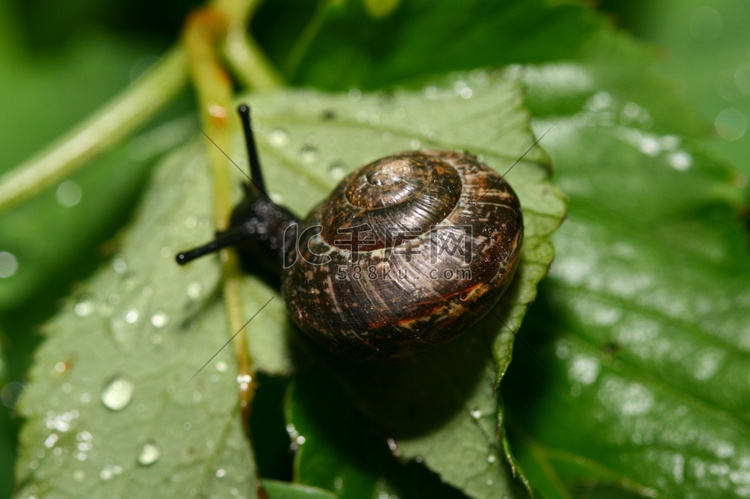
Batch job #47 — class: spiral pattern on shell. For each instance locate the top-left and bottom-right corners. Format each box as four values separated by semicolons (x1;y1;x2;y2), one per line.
282;150;523;360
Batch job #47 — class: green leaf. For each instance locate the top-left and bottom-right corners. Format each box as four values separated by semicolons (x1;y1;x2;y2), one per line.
0;19;187;310
286;368;466;499
621;0;750;176
15;143;259;498
262;479;338;499
250;72;562;498
501;27;750;498
15;71;563;497
255;0;601;91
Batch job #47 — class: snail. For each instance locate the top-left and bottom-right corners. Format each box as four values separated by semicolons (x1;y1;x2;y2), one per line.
177;105;523;361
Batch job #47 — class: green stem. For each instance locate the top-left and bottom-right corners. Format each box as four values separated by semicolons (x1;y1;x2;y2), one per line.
0;47;189;213
223;27;285;90
284;0;329;78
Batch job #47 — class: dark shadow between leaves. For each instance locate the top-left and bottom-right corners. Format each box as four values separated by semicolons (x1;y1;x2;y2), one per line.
287;302;503;440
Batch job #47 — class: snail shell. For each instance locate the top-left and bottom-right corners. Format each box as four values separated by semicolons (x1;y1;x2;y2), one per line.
177;106;523;361
283;150;522;360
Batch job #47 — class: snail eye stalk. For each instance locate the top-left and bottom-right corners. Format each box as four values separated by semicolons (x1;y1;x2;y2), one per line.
175;104;270;266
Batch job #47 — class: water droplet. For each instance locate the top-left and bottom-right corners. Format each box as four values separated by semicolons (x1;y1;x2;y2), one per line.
0;381;23;410
215;468;226;478
268;128;290;148
236;374;252;392
215;361;228;373
424;85;439;99
101;376;135;411
454;80;473;99
328;161;345;179
348;88;362;102
299;144;319;163
185;215;199;229
690;6;723;41
121;271;138;291
74;295;95;317
55;361;70;374
470;408;482;419
568;354;600;386
668;151;692;171
715;108;747;141
0;251;19;278
150;312;168;328
99;468;112;481
73;469;86;482
186;282;202;301
125;309;139;324
137;441;161;466
56;181;83;207
112;258;127;274
44;433;59;448
487;453;497;464
44;409;79;432
386;437;400;456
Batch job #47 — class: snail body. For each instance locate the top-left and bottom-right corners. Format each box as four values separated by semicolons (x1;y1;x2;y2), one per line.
177;105;523;361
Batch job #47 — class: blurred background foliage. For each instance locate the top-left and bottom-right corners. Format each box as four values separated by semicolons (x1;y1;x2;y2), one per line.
0;0;748;497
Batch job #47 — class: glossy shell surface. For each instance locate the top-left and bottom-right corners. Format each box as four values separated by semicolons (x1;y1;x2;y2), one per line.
283;150;523;360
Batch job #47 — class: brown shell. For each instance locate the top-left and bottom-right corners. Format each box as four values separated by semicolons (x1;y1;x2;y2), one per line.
282;150;523;360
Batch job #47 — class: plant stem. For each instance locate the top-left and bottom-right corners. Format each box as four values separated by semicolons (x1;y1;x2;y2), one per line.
223;26;285;89
0;48;189;214
182;6;258;418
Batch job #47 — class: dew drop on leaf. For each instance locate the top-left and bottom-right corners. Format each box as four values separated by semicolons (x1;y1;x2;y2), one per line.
328;161;345;179
268;128;290;148
44;433;59;448
186;282;202;301
112;258;127;274
668;151;692;171
150;311;169;328
348;88;362;102
99;466;113;481
100;376;135;411
125;309;139;324
137;441;161;466
386;437;400;457
0;251;19;278
299;144;319;163
215;468;226;478
73;295;95;317
56;180;83;207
